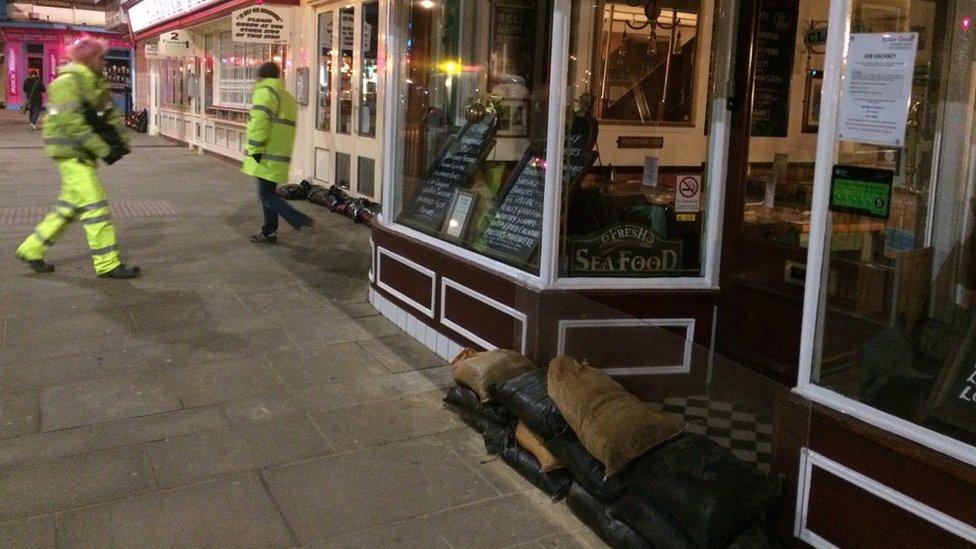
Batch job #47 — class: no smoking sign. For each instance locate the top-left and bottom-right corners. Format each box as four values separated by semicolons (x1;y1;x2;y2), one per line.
675;175;702;213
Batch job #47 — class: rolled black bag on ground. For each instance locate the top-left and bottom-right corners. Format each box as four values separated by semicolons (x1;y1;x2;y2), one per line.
443;384;514;432
306;185;330;206
564;483;651;549
546;433;625;501
498;442;573;500
488;368;569;441
613;433;781;549
607;492;697;549
727;524;783;548
276;183;308;200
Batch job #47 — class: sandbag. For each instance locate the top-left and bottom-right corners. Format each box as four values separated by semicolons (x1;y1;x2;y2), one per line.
452;349;537;402
616;434;781;549
306;185;331;207
515;422;562;473
727;524;782;549
547;433;625;501
548;356;685;476
498;441;572;500
607;493;697;549
564;484;651;549
489;368;569;441
276;181;310;200
443;384;514;427
481;421;512;455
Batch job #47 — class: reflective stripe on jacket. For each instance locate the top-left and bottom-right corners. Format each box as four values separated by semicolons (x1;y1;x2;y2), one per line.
242;78;297;184
42;63;125;162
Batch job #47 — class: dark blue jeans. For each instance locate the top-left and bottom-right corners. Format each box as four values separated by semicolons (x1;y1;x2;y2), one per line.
257;178;311;236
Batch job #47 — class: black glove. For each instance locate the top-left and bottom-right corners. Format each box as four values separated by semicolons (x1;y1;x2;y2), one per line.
103;144;130;165
252;153;263;163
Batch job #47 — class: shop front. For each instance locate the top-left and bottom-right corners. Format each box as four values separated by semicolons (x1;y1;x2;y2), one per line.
0;23;132;111
370;0;976;544
128;0;386;202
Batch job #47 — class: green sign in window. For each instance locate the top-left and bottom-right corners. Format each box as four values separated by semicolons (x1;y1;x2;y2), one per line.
829;165;894;220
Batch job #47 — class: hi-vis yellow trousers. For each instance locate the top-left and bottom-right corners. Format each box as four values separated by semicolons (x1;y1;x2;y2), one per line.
17;158;121;274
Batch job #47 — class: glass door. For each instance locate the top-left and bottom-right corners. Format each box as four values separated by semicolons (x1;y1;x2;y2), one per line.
313;0;383;202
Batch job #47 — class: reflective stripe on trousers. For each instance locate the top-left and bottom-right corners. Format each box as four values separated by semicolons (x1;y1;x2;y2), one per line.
16;159;121;274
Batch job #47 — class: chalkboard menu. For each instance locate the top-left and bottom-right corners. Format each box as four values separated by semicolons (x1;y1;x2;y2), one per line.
474;146;547;265
397;114;498;232
928;315;976;434
751;0;798;137
564;114;599;188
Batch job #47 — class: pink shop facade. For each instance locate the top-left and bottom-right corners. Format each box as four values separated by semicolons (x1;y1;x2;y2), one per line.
1;24;131;110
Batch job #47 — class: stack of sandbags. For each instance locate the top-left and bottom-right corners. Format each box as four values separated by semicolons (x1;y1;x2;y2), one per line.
444;352;782;548
444;349;571;499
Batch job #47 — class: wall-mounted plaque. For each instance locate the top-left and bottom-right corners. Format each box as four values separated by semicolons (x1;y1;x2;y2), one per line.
617;136;664;149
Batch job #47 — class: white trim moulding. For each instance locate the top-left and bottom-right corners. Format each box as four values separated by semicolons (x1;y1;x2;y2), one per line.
375;246;436;319
556;318;696;376
440;277;528;355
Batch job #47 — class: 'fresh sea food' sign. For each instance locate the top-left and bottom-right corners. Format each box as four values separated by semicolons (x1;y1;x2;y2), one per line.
569;223;684;276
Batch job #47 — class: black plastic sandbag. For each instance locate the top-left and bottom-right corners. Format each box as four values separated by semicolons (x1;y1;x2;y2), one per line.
616;434;781;549
547;433;625;501
488;368;569;441
565;484;651;549
306;185;330;206
498;442;573;500
727;524;783;549
276;180;311;200
443;384;514;433
607;492;697;549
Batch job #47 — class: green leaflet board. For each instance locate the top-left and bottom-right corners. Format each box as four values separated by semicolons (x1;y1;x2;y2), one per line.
829;165;894;220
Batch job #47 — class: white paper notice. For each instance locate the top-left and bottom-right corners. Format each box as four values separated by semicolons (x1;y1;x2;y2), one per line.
642;156;659;188
838;33;919;147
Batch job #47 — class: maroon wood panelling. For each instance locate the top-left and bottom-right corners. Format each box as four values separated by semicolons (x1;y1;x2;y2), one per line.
806;467;972;549
442;284;523;351
377;251;434;313
808;407;976;528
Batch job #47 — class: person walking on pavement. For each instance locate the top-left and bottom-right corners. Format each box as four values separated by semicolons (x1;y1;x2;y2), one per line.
22;70;45;130
15;38;140;279
243;61;312;244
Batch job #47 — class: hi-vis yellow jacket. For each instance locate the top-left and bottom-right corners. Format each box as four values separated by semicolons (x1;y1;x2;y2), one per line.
242;78;297;184
43;63;126;162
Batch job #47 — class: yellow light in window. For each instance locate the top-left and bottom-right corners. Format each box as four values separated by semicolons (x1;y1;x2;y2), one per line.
438;59;462;75
419;0;436;8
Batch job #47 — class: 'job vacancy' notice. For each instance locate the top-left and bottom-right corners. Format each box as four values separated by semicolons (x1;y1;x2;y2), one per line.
838;33;919;147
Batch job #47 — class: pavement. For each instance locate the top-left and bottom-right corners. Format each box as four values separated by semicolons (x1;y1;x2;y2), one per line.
0;110;605;548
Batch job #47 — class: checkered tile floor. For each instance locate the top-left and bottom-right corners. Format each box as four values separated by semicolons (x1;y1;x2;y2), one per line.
651;395;773;473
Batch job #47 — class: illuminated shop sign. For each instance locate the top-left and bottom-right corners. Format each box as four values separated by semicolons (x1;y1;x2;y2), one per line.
127;0;222;33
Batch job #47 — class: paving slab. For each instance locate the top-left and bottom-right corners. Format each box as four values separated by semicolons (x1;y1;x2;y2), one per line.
0;445;156;521
357;333;446;373
0;516;56;549
147;413;332;488
39;372;183;432
0;391;39;439
308;391;463;451
57;474;294;548
262;438;498;543
305;519;452;549
89;405;229;451
426;493;569;549
0;426;92;468
266;343;390;390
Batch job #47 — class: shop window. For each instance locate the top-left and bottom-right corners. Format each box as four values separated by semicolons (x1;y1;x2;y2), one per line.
557;0;718;279
160;57;188;109
391;0;552;274
358;156;376;197
807;0;976;450
336;152;351;190
338;6;355;135
212;31;287;109
317;12;334;131
594;0;701;125
359;1;380;138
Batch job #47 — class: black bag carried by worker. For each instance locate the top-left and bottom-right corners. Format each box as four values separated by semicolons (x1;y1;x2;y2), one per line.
488;368;569;441
565;484;652;549
611;434;781;549
546;432;625;502
277;180;311;200
82;101;129;165
443;384;514;433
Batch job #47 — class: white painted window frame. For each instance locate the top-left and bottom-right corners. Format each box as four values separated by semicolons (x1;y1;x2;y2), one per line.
794;0;976;468
378;0;736;291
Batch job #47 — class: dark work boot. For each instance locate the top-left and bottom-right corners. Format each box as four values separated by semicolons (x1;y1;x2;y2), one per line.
250;232;278;244
17;254;55;273
98;264;141;279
